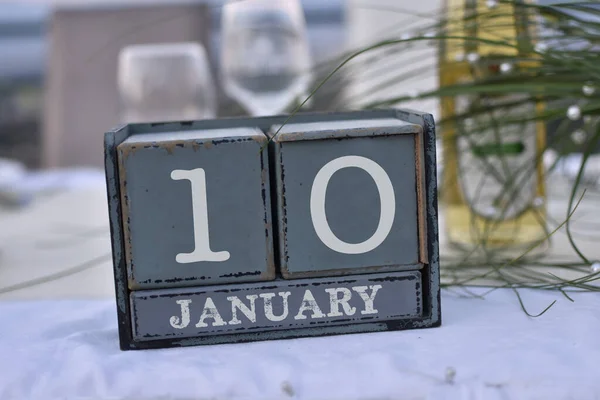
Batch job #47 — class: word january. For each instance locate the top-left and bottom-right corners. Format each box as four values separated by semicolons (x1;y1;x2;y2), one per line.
169;284;383;330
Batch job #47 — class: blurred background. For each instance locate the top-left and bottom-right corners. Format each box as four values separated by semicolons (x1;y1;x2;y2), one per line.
0;0;588;167
0;0;448;171
0;0;353;168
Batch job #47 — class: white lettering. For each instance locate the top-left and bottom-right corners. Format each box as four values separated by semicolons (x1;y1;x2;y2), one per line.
310;156;396;254
228;295;258;325
260;292;291;322
171;168;230;263
168;285;386;331
352;285;383;315
294;289;326;320
325;287;356;317
195;297;227;327
169;299;192;329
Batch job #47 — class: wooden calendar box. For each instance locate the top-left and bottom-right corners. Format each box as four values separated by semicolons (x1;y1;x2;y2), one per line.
104;109;441;350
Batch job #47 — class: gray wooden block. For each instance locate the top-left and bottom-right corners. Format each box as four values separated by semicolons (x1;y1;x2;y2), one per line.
270;118;427;279
117;127;275;290
130;270;422;342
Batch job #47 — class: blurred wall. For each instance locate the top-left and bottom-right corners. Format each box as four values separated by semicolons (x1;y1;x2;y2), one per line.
42;2;210;168
0;3;48;168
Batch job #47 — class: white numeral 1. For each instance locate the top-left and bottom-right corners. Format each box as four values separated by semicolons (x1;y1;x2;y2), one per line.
310;155;396;254
171;168;230;263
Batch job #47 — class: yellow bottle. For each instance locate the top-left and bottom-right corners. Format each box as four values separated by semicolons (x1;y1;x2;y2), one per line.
438;0;548;256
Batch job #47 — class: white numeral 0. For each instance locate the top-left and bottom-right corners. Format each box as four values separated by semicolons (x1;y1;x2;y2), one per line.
310;156;396;254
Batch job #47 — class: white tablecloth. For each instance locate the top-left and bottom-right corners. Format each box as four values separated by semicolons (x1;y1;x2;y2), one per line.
1;289;599;400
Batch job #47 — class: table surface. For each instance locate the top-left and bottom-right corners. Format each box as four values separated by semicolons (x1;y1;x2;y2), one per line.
1;172;599;400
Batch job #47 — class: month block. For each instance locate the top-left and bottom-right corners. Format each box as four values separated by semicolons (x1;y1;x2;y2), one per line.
117;127;275;290
130;270;422;342
269;118;427;279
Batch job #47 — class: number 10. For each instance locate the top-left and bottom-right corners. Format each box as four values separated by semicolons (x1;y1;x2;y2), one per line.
171;156;396;264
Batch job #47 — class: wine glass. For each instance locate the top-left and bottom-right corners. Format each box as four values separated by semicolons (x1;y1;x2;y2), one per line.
219;0;312;116
117;42;216;123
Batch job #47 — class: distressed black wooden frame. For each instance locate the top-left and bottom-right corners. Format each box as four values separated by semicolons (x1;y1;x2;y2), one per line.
104;109;441;351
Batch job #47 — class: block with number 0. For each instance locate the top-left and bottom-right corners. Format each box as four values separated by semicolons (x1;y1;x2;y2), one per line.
270;118;428;279
117;127;275;289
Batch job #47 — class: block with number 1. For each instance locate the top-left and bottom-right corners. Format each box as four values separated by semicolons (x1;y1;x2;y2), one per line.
117;127;275;290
